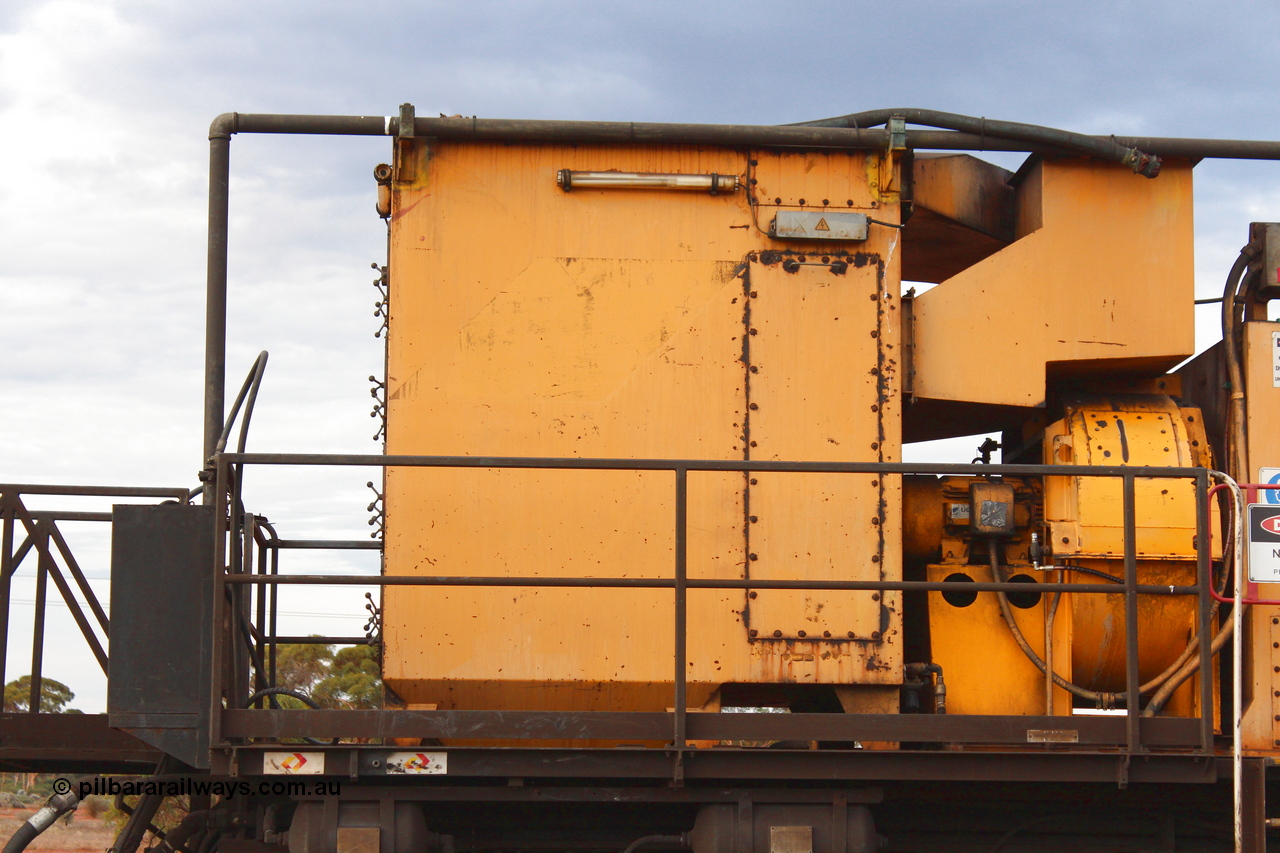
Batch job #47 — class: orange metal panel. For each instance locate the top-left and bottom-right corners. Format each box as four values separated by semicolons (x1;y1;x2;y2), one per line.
745;257;901;676
925;563;1072;717
1240;321;1280;752
911;158;1195;409
382;139;904;712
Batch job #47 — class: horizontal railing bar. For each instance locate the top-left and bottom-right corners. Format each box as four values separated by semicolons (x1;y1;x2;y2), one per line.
273;636;372;644
0;484;190;498
220;709;1203;746
265;540;383;550
22;511;113;522
220;453;1203;479
220;574;1196;595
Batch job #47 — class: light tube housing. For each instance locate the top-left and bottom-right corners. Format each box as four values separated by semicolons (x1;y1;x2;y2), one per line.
557;170;739;194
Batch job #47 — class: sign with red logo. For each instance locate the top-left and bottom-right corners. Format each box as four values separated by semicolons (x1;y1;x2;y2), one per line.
264;751;325;775
386;751;447;775
1248;504;1280;583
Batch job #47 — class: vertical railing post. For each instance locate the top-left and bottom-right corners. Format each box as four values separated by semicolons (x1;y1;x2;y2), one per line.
673;467;688;752
254;526;268;697
1196;470;1214;753
268;538;279;688
1122;472;1140;754
209;454;229;747
29;524;48;713
0;492;13;693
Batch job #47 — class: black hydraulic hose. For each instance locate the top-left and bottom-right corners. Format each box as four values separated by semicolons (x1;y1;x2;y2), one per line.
988;540;1122;706
1144;505;1239;716
114;793;170;843
620;835;689;853
112;756;180;853
906;662;946;714
2;789;81;853
150;810;210;853
1062;565;1124;585
244;687;337;746
1221;249;1256;482
791;108;1161;177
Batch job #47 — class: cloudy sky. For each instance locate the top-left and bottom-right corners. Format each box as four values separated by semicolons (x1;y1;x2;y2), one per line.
3;0;1280;712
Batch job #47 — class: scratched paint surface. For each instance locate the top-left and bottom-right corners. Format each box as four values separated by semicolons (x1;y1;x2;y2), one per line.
381;139;903;712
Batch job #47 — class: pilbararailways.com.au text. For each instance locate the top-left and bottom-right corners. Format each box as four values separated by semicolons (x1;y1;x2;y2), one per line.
55;777;340;800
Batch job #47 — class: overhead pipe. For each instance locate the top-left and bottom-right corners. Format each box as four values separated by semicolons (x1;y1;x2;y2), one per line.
201;108;1280;480
792;108;1162;176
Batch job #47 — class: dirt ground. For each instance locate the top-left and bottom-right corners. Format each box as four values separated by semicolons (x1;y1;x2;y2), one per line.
0;807;116;852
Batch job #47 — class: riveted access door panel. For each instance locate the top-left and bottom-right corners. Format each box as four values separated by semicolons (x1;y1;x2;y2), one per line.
744;256;901;671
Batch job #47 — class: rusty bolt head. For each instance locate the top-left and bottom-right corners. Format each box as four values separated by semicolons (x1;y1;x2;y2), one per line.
773;630;783;638
749;478;758;485
871;631;882;640
798;630;807;638
871;593;880;602
749;553;758;561
749;629;758;637
847;631;856;638
749;515;758;523
749;403;759;410
824;631;831;638
749;591;758;599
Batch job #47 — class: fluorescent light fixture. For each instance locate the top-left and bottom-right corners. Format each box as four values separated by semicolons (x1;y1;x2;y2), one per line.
557;170;739;194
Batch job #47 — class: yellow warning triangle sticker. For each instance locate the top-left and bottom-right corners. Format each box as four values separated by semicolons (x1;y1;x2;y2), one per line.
814;217;830;231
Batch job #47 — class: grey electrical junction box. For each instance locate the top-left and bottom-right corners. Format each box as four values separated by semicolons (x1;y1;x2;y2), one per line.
770;210;869;241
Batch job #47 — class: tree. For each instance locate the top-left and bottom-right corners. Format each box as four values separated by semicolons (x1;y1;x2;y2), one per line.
314;645;382;709
261;641;382;709
269;641;335;694
3;676;77;713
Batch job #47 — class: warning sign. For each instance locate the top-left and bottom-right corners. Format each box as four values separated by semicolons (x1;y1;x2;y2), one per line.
1247;504;1280;582
264;751;325;775
1272;331;1280;387
814;217;830;232
1260;467;1280;505
385;751;447;775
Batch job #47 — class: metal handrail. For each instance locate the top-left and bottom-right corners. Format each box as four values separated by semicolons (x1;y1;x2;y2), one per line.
210;451;1219;757
0;484;189;714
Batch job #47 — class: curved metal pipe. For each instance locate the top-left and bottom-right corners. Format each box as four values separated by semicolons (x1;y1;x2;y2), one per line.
620;835;688;853
792;108;1160;176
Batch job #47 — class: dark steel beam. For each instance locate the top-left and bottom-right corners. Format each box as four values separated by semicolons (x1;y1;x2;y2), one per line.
222;744;1221;785
0;484;189;499
266;539;382;550
220;709;1201;747
0;713;162;771
290;785;884;804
